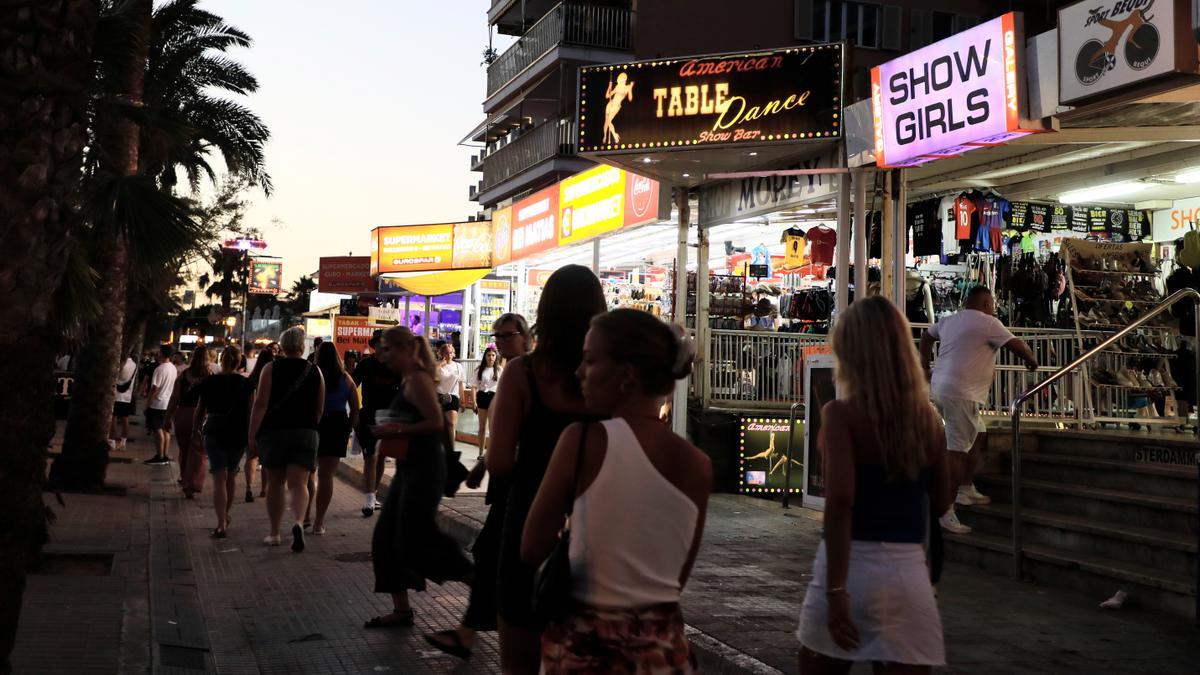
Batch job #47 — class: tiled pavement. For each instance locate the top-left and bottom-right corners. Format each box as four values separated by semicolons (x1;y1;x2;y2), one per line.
14;422;1200;674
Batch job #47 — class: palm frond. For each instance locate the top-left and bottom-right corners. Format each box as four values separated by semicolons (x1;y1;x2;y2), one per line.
50;236;103;344
86;175;207;267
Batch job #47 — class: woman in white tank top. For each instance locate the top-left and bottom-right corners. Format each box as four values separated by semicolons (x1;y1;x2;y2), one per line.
522;309;712;674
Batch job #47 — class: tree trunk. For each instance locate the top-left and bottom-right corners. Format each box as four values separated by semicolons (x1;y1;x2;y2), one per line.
0;2;101;672
50;0;152;491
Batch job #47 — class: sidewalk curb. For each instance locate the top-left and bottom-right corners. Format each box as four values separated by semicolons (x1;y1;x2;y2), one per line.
334;459;783;674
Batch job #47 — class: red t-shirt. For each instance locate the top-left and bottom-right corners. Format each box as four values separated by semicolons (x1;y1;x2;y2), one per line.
807;226;837;265
953;196;976;240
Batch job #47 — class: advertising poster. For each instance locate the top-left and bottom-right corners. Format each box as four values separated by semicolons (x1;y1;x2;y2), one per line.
1059;0;1186;104
738;417;804;495
578;45;843;151
333;315;373;359
558;164;627;246
1153;195;1200;241
872;13;1031;167
802;355;837;511
491;205;513;266
318;256;376;294
451;221;493;269
623;170;662;228
511;185;560;261
249;261;282;295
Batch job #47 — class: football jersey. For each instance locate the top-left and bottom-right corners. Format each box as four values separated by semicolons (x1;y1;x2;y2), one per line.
953;196;976;240
974;195;1010;253
780;227;807;270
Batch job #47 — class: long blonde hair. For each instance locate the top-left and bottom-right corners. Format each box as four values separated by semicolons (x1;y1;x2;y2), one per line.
382;326;437;378
831;296;937;481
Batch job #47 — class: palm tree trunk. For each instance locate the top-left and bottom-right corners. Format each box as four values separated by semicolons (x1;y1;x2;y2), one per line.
0;2;101;671
51;0;152;491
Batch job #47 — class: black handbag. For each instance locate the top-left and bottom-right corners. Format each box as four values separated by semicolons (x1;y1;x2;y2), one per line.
531;422;589;621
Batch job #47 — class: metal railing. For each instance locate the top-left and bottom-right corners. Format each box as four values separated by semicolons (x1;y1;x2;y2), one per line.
1009;288;1200;580
481;118;576;190
704;326;1092;414
486;3;633;96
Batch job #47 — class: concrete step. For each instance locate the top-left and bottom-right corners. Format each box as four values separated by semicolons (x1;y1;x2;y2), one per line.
975;475;1198;535
957;502;1197;577
1002;452;1198;500
1027;429;1199;463
943;531;1197;618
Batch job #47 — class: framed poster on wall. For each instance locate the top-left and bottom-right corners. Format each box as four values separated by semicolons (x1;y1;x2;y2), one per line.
802;354;837;511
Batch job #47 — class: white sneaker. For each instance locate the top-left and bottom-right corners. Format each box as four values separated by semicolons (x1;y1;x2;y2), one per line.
959;484;992;505
940;509;972;534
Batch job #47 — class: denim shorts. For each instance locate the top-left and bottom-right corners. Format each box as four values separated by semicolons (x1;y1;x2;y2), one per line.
205;436;246;474
258;428;319;472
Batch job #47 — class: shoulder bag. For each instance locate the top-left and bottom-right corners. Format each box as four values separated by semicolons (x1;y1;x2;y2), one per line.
532;422;589;622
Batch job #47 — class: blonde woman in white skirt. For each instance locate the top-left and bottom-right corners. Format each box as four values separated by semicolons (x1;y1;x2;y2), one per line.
796;297;954;674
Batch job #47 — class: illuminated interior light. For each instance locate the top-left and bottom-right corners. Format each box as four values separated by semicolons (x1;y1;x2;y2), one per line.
1174;168;1200;183
1059;182;1149;204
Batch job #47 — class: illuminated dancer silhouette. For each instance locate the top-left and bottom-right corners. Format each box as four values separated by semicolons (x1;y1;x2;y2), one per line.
745;431;801;476
603;72;634;145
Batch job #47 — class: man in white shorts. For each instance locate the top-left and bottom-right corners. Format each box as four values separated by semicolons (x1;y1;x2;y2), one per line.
920;286;1038;534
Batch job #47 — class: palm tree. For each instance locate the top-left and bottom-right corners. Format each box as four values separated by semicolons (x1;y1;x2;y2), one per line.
0;2;102;669
54;0;270;489
285;275;319;317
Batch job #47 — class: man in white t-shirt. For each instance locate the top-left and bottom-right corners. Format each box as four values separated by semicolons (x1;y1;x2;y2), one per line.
920;286;1038;534
109;352;138;451
143;345;178;465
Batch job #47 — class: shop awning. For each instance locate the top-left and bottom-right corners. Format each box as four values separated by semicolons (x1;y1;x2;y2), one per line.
301;304;338;318
378;269;491;296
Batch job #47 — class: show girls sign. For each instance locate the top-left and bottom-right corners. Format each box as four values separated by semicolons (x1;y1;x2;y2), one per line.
871;12;1035;168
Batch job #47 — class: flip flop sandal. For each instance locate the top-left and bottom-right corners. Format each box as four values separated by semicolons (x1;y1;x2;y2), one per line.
210;529;226;539
423;630;472;660
363;610;414;629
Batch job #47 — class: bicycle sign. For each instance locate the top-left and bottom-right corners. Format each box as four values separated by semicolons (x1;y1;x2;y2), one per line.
1059;0;1184;103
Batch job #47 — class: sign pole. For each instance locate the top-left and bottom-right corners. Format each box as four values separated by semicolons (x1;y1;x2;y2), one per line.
241;255;250;347
853;168;868;299
672;186;690;439
833;170;851;321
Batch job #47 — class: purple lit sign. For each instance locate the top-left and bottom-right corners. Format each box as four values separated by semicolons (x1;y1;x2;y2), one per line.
872;12;1030;168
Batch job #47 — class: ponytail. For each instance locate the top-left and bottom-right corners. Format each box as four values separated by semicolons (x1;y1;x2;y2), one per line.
412;335;438;378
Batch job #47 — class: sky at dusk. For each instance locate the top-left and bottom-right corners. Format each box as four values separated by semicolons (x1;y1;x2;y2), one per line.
199;1;500;285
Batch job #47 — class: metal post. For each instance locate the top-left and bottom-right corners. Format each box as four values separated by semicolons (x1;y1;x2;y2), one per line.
241;254;250;346
696;226;711;403
852;169;867;301
672;187;690;439
592;239;601;274
1011;412;1023;580
463;281;476;359
782;401;803;509
880;170;895;305
892;169;907;304
515;260;527;317
833;173;851;320
424;296;432;339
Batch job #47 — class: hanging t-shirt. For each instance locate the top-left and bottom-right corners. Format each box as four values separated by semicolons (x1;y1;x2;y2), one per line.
1008;202;1030;231
1126;210;1148;240
973;195;1010;253
807;226;837;265
909;199;941;257
751;243;772;277
1069;206;1090;233
1029;203;1050;233
867;211;883;259
939;196;957;251
780;227;807;270
953;195;977;241
1049;205;1070;231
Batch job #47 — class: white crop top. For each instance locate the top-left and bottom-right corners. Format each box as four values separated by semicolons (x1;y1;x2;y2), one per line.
569;418;699;608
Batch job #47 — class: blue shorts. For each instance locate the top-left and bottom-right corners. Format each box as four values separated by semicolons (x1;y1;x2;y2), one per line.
205;436;246;474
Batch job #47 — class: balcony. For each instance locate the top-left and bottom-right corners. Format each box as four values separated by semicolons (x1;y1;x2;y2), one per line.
482;118;576;190
486;3;633;100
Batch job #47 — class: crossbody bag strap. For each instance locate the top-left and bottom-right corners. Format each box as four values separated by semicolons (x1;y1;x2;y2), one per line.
564;422;589;519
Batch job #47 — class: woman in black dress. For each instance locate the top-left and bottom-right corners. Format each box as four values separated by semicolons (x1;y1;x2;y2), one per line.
364;326;472;628
486;265;607;674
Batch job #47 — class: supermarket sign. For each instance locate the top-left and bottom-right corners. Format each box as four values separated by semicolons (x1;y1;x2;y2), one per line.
871;12;1037;168
318;256;376;294
370;221;494;275
371;166;666;274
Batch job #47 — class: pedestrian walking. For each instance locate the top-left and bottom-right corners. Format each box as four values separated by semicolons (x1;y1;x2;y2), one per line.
309;341;360;535
487;265;607;674
109;350;138;451
244;349;274;501
424;313;531;661
523;308;710;673
919;286;1038;534
143;345;178;465
248;326;324;552
435;341;466;467
363;326;472;629
353;330;400;517
170;345;211;498
472;346;501;458
193;346;254;538
797;297;954;674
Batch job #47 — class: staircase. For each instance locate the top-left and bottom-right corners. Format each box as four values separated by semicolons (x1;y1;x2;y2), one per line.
946;429;1198;618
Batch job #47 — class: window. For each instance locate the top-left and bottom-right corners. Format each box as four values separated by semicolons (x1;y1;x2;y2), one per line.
812;1;881;48
911;10;982;50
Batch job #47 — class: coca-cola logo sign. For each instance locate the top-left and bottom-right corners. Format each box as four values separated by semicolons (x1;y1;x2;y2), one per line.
630;175;654;219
